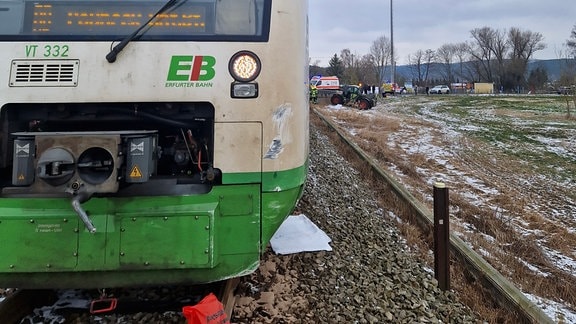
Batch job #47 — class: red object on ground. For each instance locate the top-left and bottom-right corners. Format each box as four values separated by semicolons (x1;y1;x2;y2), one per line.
182;293;230;324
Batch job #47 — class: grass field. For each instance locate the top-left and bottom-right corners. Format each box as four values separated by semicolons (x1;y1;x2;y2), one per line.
317;94;576;323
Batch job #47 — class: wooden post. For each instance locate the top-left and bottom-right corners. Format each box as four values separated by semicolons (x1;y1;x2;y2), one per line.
433;182;450;291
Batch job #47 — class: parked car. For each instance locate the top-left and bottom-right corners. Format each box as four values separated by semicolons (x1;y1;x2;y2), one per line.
557;86;574;95
429;85;450;94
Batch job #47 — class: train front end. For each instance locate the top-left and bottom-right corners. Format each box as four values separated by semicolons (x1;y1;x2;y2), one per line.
0;0;309;288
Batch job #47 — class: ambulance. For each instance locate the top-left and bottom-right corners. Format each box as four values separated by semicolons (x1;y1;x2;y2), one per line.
310;76;340;90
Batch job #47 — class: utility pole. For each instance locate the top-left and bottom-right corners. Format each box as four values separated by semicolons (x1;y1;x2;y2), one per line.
390;0;395;84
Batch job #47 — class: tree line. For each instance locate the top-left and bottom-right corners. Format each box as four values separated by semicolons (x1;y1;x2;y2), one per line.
310;25;576;93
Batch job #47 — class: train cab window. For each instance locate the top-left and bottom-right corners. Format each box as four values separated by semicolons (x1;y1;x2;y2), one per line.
216;0;256;35
0;0;271;41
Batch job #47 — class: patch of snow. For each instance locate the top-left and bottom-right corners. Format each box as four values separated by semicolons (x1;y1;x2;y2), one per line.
525;293;576;324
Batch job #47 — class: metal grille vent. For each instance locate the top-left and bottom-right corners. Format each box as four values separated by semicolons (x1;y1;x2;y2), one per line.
10;60;79;87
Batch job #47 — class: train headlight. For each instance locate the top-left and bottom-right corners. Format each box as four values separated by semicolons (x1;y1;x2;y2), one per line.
231;83;258;98
229;51;261;82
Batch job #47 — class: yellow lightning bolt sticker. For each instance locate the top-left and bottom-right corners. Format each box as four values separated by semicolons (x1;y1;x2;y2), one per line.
130;165;142;178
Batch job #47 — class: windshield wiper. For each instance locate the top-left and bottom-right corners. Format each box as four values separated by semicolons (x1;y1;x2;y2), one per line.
106;0;180;63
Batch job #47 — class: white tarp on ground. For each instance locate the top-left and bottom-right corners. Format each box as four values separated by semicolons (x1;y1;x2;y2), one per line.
270;214;332;255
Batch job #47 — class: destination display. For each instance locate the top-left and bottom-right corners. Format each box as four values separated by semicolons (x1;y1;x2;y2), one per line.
26;1;210;35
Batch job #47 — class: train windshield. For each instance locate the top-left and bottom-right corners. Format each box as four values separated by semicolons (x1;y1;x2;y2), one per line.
0;0;270;40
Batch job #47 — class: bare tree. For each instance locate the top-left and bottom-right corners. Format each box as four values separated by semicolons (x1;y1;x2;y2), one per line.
567;24;576;58
423;49;436;85
407;50;424;83
436;43;457;83
340;48;354;69
556;46;576;86
468;27;497;82
466;26;545;90
370;36;392;85
407;49;434;85
453;42;475;81
491;28;509;87
340;48;360;84
505;27;545;91
557;28;576;86
357;54;377;88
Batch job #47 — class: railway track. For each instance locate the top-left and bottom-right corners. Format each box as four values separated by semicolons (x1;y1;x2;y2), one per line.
0;107;552;323
0;279;239;323
312;107;555;324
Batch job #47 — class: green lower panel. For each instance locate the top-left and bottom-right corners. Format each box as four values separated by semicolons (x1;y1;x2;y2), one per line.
118;214;212;269
0;215;79;271
0;181;303;288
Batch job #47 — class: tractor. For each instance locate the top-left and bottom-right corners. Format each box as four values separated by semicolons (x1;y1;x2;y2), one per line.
330;85;376;110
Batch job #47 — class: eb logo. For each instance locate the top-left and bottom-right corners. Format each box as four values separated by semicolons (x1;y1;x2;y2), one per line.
167;55;216;81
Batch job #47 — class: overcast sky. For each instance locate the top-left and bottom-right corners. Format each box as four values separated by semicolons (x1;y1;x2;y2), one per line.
308;0;576;66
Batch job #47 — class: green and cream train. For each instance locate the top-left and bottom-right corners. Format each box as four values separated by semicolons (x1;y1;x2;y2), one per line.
0;0;308;288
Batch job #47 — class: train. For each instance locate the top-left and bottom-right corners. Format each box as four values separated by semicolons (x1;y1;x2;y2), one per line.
0;0;309;288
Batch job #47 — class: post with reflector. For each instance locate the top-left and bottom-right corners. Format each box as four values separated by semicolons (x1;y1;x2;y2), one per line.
433;182;450;291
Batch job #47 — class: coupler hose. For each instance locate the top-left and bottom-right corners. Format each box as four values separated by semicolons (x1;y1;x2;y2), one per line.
71;191;96;233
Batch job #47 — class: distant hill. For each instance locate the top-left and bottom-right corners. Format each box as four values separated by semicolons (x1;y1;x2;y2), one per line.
528;59;564;81
394;59;570;83
310;59;572;86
